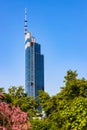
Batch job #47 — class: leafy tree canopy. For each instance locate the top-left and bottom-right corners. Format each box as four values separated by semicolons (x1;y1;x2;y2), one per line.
1;70;87;130
35;70;87;130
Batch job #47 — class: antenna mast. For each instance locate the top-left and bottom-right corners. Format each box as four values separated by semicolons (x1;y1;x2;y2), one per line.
24;8;28;35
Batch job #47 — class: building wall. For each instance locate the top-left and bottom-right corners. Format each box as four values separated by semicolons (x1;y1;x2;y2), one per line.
25;32;44;97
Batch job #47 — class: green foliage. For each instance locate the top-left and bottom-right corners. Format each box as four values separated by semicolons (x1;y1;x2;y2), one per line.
1;70;87;130
0;87;5;93
38;90;52;116
36;70;87;130
8;86;26;98
64;69;78;84
32;119;50;130
3;86;39;118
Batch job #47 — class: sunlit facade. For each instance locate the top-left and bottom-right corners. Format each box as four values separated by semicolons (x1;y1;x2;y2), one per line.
25;32;44;97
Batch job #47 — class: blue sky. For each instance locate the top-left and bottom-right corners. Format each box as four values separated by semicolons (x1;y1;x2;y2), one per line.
0;0;87;95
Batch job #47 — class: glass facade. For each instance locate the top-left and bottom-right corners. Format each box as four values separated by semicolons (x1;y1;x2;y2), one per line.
25;32;44;97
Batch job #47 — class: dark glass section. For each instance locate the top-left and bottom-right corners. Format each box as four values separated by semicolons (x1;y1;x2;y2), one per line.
35;43;41;54
35;53;44;96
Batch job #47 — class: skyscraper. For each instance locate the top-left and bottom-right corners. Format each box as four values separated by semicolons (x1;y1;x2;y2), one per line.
24;9;44;97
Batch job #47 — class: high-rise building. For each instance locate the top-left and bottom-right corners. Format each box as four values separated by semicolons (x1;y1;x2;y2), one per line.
24;9;44;97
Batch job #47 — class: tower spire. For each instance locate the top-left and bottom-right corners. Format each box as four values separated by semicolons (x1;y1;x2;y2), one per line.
24;8;28;35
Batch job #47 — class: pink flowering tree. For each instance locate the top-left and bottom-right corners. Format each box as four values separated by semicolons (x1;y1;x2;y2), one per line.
0;93;32;130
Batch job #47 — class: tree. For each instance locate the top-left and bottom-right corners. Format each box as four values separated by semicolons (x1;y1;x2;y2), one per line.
35;70;87;130
0;87;5;93
64;69;78;85
0;101;32;130
4;86;39;118
1;70;87;130
32;119;50;130
0;92;32;130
